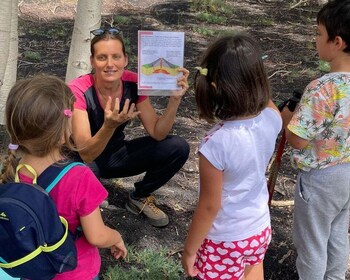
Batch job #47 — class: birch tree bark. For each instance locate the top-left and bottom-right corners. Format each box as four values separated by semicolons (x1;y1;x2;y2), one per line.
0;0;16;125
65;0;102;83
317;0;327;5
0;1;11;84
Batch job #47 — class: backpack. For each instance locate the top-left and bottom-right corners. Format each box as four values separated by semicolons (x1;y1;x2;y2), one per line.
0;161;85;280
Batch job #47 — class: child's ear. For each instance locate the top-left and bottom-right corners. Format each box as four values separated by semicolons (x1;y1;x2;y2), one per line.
334;35;347;51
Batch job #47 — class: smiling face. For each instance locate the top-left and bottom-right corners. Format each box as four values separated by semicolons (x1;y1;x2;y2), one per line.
90;38;128;84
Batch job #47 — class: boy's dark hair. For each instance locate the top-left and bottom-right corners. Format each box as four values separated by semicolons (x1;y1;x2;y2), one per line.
317;0;350;53
195;33;270;122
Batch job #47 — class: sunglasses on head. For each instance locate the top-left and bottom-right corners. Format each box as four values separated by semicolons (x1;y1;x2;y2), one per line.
90;28;121;36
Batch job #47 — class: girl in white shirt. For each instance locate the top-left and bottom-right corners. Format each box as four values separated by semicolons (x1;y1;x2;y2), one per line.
181;34;282;280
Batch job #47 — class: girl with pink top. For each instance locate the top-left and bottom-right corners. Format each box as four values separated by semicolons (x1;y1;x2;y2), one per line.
0;75;127;280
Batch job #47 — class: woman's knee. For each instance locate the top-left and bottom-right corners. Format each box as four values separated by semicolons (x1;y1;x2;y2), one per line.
167;135;190;159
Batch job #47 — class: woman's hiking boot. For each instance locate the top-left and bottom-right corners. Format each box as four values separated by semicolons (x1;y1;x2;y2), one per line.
125;194;169;227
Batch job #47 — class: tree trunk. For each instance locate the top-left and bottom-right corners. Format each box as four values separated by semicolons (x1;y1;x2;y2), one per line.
0;1;11;80
65;0;102;83
317;0;327;5
0;0;18;126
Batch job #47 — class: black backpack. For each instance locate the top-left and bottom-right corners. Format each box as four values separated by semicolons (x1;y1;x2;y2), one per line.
0;161;84;280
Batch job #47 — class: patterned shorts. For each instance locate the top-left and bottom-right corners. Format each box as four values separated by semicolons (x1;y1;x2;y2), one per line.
195;226;272;280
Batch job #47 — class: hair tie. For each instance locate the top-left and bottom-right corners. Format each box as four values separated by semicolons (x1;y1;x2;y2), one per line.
8;143;19;151
195;67;208;76
64;109;72;118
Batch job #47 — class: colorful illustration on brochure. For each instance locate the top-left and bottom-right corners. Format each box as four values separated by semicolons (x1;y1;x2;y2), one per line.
141;57;179;76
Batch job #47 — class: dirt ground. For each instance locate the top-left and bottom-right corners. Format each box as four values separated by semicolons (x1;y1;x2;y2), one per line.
11;0;350;279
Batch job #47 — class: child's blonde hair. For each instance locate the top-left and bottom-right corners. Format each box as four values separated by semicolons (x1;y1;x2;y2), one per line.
1;74;75;182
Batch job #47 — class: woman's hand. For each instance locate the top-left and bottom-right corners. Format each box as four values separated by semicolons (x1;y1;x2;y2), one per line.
104;98;141;129
111;239;127;260
181;250;199;277
171;67;190;101
137;67;189;140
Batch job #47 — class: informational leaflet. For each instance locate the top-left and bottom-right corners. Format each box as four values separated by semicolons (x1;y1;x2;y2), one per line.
138;30;185;96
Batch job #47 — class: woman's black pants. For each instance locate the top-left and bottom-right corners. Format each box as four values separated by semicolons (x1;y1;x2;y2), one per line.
89;135;190;198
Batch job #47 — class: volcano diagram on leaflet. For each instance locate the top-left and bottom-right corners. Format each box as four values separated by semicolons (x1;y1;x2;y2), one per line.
141;58;179;76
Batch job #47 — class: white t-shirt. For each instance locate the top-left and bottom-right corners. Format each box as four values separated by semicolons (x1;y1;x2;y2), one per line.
199;108;282;241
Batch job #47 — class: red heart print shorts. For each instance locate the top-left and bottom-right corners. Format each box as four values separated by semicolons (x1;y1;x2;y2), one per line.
195;226;272;280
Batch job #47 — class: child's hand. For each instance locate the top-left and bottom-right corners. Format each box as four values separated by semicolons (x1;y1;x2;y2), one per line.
111;240;127;260
281;105;295;130
181;250;199;277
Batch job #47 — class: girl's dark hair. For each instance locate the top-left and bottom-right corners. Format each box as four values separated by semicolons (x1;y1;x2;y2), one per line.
195;33;271;123
1;75;75;182
90;32;126;57
317;0;350;53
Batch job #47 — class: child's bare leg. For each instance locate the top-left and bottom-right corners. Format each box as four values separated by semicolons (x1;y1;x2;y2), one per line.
244;262;264;280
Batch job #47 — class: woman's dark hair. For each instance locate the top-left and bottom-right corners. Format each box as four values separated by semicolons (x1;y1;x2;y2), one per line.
317;0;350;53
90;32;126;57
195;33;271;123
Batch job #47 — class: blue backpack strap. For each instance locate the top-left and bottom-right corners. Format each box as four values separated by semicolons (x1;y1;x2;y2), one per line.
37;162;85;193
37;161;85;239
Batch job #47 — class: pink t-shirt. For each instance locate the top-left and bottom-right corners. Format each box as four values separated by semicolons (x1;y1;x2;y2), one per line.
19;165;108;280
68;70;147;111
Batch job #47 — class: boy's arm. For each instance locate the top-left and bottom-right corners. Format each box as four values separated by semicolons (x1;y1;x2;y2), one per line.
285;128;309;150
281;106;309;149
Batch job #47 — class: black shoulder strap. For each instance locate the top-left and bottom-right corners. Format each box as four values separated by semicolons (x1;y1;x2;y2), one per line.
37;162;85;193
